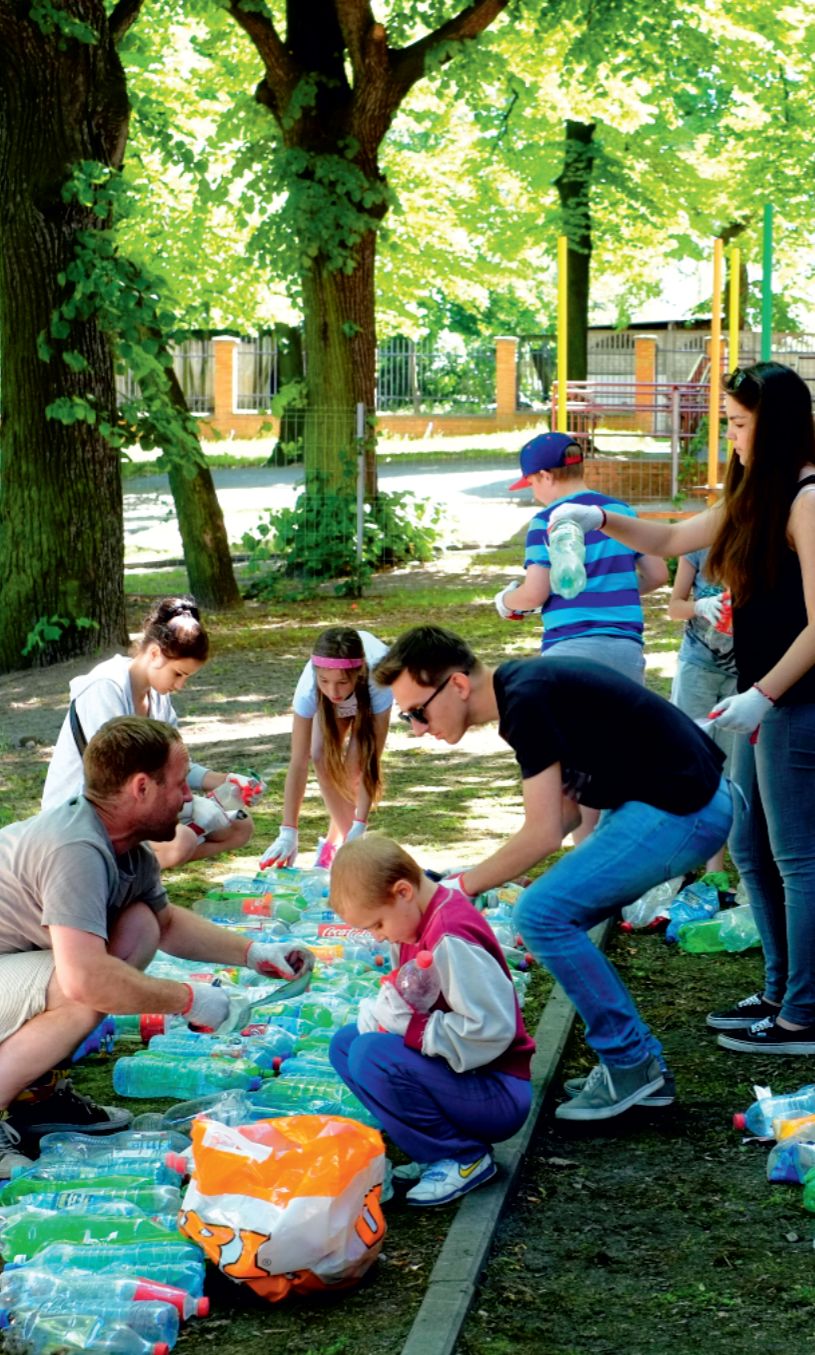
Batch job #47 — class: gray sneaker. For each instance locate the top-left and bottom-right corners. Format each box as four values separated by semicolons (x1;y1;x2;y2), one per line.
563;1066;676;1107
555;1056;665;1121
0;1117;33;1178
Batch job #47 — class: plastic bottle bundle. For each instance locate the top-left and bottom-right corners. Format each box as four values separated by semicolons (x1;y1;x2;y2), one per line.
2;1309;171;1355
676;904;760;955
548;519;588;599
733;1083;815;1138
0;1298;180;1350
0;1269;209;1322
0;1171;166;1207
5;1240;206;1295
0;1183;181;1220
113;1054;262;1100
0;1206;180;1264
664;880;720;943
620;877;684;931
768;1131;815;1185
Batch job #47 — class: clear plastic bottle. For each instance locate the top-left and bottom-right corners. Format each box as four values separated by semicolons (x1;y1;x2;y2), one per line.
0;1207;177;1263
37;1129;190;1160
2;1299;180;1350
664;880;720;943
733;1084;815;1137
548;519;588;599
9;1310;169;1355
393;951;441;1012
0;1268;208;1321
112;1054;262;1099
678;904;760;954
620;877;683;931
0;1184;180;1218
10;1240;206;1294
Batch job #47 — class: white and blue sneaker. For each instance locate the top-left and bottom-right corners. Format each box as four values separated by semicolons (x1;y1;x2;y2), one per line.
405;1153;496;1207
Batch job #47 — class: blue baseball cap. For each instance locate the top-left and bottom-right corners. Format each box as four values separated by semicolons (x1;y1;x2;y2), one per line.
509;433;583;489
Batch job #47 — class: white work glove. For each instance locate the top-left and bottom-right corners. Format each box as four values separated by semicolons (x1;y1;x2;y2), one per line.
244;940;315;979
344;818;367;844
548;502;605;534
357;996;380;1034
179;794;230;838
442;873;475;900
181;982;232;1032
494;582;538;621
694;594;724;626
225;773;267;807
707;685;774;735
372;982;414;1035
259;826;299;869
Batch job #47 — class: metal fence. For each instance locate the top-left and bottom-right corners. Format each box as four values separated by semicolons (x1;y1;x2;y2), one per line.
375;336;495;412
517;335;554;409
114;339;214;414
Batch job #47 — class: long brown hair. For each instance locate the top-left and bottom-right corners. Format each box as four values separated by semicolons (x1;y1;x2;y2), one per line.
707;363;815;605
313;628;382;808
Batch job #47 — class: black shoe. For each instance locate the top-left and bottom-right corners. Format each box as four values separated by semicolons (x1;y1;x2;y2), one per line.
706;992;781;1030
717;1016;815;1055
8;1077;132;1142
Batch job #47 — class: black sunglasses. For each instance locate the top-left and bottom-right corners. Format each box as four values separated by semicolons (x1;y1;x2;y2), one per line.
726;368;762;395
398;673;455;726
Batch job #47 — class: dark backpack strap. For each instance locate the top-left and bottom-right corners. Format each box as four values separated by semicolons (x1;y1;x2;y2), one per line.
69;700;88;757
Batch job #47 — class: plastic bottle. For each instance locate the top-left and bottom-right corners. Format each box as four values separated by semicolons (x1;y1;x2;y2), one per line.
1;1171;159;1206
2;1299;180;1350
0;1269;208;1321
393;951;440;1012
548;519;588;599
768;1133;815;1185
664;880;719;943
37;1129;190;1160
0;1208;178;1263
10;1241;206;1295
620;877;683;931
113;1054;262;1099
8;1310;169;1355
733;1084;815;1137
0;1184;180;1218
678;904;760;954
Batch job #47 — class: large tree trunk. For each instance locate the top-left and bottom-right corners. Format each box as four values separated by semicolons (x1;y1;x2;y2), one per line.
555;120;596;384
0;2;129;672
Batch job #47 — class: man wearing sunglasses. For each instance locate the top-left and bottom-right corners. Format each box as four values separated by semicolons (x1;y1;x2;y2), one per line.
373;625;732;1123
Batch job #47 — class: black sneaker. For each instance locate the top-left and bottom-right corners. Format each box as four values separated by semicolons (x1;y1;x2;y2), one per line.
706;992;781;1030
8;1077;132;1142
718;1016;815;1055
563;1067;677;1107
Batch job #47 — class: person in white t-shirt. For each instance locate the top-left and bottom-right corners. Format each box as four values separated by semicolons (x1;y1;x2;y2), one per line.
260;627;393;870
42;597;263;868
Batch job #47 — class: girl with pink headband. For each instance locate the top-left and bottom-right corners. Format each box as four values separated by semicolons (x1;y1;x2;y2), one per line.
260;627;394;870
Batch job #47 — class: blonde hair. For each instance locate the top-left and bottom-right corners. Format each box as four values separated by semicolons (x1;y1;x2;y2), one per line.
330;833;422;917
312;627;382;808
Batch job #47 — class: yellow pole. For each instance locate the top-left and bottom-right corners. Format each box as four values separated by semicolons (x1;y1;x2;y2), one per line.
708;238;723;503
557;235;568;433
728;247;740;372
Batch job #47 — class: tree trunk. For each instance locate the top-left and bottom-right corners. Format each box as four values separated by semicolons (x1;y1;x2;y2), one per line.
555;120;596;384
0;3;129;672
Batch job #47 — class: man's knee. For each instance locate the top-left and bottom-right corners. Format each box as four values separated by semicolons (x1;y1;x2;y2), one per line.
516;886;568;955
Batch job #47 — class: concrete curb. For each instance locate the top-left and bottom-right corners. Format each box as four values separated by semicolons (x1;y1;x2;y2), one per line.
399;921;613;1355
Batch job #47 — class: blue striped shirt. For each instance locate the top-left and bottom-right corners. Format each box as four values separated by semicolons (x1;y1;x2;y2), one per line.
525;491;644;651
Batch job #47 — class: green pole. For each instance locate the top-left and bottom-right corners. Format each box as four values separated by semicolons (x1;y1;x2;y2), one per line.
761;203;773;361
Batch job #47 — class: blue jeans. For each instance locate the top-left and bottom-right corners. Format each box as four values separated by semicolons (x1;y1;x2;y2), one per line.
514;775;733;1069
329;1025;532;1164
543;636;645;685
729;704;815;1025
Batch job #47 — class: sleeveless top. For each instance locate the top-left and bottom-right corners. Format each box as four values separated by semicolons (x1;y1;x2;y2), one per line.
732;474;815;705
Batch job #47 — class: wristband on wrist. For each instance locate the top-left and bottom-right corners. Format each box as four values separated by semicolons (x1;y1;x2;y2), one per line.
754;683;776;703
599;508;607;529
243;940;253;965
180;983;193;1015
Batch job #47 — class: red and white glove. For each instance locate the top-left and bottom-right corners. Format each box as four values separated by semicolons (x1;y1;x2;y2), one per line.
494;582;538;621
707;685;775;736
259;826;299;869
372;982;413;1036
344;818;367;844
180;982;231;1032
548;502;606;534
694;594;724;626
244;940;315;979
225;773;267;807
179;795;230;839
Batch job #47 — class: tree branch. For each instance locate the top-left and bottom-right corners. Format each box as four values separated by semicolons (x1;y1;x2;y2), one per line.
108;0;145;46
228;0;300;122
334;0;377;81
389;0;511;100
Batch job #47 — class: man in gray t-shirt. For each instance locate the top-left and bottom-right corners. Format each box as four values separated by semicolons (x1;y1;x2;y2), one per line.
0;716;312;1175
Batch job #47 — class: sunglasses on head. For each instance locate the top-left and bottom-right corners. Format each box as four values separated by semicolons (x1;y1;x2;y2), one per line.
726;368;762;395
397;673;456;726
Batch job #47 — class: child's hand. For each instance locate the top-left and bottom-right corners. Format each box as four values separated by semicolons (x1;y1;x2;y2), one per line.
373;983;413;1035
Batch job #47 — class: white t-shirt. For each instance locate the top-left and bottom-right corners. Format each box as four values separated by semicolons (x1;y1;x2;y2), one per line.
41;653;207;810
291;632;393;720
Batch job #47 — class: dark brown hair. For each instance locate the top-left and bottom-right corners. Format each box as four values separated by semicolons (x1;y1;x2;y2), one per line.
313;628;382;808
84;716;181;800
137;597;209;662
707;363;815;604
373;625;480;689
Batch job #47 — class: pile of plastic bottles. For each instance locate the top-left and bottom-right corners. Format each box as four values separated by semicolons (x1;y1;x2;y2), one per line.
733;1083;815;1216
619;874;759;955
0;1125;209;1352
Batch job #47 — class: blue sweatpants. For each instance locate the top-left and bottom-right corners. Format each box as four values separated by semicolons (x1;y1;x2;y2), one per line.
329;1024;532;1165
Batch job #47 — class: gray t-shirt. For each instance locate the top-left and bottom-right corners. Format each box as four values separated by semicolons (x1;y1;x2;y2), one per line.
0;798;167;954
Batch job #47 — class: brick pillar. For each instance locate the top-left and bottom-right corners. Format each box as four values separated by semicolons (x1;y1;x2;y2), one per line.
211;336;239;436
494;336;518;418
634;335;657;433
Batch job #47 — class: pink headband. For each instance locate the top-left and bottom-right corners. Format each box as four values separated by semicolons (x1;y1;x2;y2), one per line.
311;655;363;669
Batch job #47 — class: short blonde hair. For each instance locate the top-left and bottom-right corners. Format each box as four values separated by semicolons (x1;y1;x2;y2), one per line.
330;833;422;917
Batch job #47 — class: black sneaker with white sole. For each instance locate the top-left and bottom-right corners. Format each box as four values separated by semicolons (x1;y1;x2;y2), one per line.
718;1016;815;1055
706;991;781;1030
563;1067;676;1107
8;1077;132;1145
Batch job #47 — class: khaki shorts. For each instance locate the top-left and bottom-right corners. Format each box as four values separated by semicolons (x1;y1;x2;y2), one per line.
0;951;54;1043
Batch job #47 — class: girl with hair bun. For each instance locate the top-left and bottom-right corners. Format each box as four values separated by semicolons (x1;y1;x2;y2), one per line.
260;627;393;870
42;597;263;867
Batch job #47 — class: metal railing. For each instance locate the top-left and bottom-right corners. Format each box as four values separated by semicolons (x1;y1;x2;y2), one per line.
375;336;495;412
235;335;280;412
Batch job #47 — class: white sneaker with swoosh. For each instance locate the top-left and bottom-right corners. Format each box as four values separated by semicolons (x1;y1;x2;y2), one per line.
405;1152;496;1206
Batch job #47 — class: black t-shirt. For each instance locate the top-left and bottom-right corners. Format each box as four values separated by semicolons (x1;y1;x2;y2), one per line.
494;657;725;815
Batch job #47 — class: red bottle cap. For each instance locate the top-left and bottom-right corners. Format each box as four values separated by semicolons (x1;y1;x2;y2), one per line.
139;1013;165;1042
416;950;434;969
154;1345;170;1355
195;1297;210;1317
733;1112;746;1130
373;955;384;966
165;1151;189;1176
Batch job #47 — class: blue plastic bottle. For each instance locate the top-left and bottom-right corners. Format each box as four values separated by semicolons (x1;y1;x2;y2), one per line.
733;1084;815;1137
2;1299;180;1349
0;1269;208;1321
10;1240;205;1294
8;1310;169;1355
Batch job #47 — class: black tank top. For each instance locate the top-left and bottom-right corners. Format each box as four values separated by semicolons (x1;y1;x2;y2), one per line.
732;474;815;705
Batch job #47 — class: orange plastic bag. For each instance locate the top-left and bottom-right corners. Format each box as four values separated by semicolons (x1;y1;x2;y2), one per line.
178;1114;387;1302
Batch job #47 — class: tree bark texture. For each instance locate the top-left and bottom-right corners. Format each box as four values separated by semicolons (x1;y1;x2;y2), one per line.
0;1;130;671
555;120;596;385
